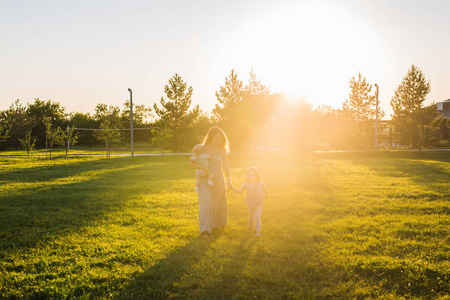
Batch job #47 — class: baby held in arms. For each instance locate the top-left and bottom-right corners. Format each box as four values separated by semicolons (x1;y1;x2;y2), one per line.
190;144;215;194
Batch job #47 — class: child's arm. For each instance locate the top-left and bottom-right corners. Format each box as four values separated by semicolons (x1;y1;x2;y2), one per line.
231;183;247;193
262;184;268;198
232;187;246;193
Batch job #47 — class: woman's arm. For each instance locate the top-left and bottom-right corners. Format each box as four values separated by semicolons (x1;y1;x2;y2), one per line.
222;149;233;188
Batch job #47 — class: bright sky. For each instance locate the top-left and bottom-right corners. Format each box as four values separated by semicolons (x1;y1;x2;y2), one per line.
1;0;449;119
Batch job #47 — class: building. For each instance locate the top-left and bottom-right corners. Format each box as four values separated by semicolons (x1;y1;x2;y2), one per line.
437;99;450;119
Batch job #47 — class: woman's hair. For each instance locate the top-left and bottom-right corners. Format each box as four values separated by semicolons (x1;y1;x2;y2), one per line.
247;167;262;182
202;127;230;152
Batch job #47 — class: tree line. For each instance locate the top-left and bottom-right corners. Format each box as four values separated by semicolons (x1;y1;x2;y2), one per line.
1;65;449;154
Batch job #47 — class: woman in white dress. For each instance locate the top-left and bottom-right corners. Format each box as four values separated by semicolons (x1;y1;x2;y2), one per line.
190;127;232;238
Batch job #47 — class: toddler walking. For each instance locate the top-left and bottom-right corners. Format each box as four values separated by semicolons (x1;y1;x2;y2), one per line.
231;167;268;236
190;144;214;194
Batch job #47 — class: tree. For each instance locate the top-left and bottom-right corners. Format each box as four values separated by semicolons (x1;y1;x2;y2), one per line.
0;123;11;143
244;68;270;99
151;127;173;156
341;72;384;149
43;118;61;158
120;100;153;144
94;104;122;127
213;69;244;123
0;100;32;149
19;131;36;156
69;112;98;146
121;100;152;127
343;72;376;122
213;69;275;150
93;120;123;159
153;74;199;152
242;69;272;148
416;104;443;150
55;126;79;155
390;65;440;148
311;105;342;150
28;98;67;148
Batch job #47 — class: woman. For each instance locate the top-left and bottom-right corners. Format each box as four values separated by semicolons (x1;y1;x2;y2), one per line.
190;127;232;238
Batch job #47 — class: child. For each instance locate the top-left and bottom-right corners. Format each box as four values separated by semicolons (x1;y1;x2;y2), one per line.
190;144;214;194
231;167;268;237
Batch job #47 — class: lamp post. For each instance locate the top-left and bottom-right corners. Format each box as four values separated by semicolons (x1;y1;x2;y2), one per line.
128;88;134;157
374;83;379;151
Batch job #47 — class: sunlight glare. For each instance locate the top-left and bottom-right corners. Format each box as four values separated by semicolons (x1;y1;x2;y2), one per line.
227;2;381;108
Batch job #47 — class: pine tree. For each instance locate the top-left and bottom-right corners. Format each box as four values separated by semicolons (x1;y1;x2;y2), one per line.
213;69;273;150
213;69;244;122
153;74;199;152
342;72;386;149
343;72;376;122
390;65;440;148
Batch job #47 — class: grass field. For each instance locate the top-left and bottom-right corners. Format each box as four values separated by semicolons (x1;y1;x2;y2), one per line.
0;144;171;157
0;151;449;299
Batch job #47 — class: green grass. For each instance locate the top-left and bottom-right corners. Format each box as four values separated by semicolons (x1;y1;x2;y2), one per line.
0;152;449;299
0;146;173;157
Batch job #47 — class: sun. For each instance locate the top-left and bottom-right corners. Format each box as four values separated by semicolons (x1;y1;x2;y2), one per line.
226;2;381;108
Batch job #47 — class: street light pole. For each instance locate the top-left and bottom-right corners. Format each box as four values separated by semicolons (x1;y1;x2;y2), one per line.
374;83;379;151
128;88;134;157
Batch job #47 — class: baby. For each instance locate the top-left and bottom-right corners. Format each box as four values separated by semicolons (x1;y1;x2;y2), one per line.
190;144;214;194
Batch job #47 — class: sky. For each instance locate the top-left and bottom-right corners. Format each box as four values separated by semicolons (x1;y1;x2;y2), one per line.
1;0;449;119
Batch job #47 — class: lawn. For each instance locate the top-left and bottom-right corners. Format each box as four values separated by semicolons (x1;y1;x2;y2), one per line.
0;151;449;299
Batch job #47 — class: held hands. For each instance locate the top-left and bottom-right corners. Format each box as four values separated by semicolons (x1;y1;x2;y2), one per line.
226;178;233;189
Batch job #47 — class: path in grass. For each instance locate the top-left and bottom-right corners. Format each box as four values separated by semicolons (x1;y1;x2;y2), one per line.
0;152;449;299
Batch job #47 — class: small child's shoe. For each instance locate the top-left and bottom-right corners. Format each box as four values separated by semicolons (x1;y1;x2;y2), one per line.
195;187;199;194
208;180;214;186
256;232;261;237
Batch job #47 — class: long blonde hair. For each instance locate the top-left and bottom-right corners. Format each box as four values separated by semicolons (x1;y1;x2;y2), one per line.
202;127;230;153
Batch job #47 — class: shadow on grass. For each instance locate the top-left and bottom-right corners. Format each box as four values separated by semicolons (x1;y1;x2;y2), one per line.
113;228;261;299
113;228;231;299
0;156;193;251
351;152;450;199
199;235;258;299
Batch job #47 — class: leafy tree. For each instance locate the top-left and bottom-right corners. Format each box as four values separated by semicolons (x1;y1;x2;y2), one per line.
28;98;67;148
55;126;79;155
390;65;440;148
94;120;123;159
94;104;122;127
153;74;199;152
311;105;342;150
69;112;98;146
18;131;36;156
0;123;11;143
121;100;152;127
151;127;173;156
120;101;153;144
0;100;32;149
43;117;61;158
